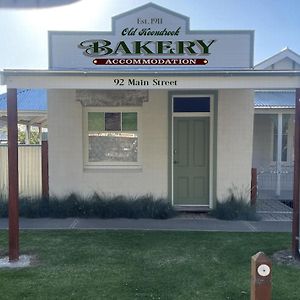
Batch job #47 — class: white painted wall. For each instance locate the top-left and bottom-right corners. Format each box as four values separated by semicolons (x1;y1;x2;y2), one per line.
252;114;273;169
48;88;255;205
48;89;169;198
216;89;254;201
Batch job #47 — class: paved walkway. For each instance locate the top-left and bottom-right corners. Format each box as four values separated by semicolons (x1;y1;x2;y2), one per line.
0;216;292;232
256;198;293;221
0;199;293;233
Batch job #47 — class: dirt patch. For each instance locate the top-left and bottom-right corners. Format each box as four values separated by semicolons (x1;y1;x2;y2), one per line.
272;249;300;269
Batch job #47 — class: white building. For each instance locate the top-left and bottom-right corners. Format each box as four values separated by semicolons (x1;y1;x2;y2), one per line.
1;3;299;210
253;48;300;200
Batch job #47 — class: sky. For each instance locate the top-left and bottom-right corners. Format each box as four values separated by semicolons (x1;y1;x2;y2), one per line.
0;0;299;91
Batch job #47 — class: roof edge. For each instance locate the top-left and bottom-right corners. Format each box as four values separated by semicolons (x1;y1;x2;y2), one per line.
2;69;300;77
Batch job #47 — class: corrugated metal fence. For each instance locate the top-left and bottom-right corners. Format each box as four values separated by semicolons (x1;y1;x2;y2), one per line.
0;145;42;197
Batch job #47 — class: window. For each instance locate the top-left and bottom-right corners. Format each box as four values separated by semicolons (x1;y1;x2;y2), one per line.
173;97;210;112
272;114;290;162
85;109;139;166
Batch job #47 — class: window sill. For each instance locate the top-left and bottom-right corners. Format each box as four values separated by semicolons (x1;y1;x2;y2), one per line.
84;164;142;171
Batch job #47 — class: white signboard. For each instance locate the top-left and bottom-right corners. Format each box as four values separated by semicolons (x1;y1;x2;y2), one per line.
49;3;254;70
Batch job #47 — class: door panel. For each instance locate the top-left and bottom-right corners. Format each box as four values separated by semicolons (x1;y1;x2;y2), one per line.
176;120;189;167
177;177;189;199
173;117;209;205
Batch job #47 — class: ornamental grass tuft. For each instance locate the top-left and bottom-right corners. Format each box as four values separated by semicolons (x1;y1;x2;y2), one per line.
0;193;176;219
209;193;259;221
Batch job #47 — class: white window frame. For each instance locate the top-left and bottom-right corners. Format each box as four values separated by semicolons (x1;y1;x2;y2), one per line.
271;113;290;164
83;107;142;169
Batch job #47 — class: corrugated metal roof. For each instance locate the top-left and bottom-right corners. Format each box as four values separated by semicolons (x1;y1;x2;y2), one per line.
0;89;47;111
0;88;295;110
255;90;295;108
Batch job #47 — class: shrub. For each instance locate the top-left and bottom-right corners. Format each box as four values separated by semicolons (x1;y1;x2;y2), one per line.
19;196;49;218
0;194;8;217
209;193;259;221
0;193;176;219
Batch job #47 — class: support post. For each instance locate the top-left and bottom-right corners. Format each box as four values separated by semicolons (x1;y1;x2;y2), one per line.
7;88;19;262
251;168;257;206
41;139;49;199
251;252;272;300
25;124;30;145
276;114;282;197
38;126;42;144
292;88;300;259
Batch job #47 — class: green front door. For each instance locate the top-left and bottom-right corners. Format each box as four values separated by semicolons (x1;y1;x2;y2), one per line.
173;117;209;205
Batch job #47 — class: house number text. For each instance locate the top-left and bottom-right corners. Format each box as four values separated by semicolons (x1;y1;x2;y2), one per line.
113;78;178;86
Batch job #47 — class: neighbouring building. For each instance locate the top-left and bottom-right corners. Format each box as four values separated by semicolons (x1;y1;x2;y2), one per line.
253;48;300;200
0;89;47;143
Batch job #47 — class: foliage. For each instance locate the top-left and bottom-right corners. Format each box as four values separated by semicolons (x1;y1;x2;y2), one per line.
18;131;40;144
209;193;259;220
0;193;176;219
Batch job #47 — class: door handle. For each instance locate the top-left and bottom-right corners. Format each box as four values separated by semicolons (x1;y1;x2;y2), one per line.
173;160;179;164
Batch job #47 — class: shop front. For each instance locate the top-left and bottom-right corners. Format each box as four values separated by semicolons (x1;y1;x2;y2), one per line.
1;3;299;210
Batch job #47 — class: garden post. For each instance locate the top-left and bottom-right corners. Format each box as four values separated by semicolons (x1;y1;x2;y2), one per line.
250;252;272;300
7;88;19;262
251;168;257;206
41;138;49;199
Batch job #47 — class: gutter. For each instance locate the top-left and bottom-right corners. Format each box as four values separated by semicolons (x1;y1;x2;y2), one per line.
2;69;300;78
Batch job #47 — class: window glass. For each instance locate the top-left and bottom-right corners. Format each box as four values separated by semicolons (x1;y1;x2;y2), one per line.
272;114;290;162
88;133;138;162
281;114;290;162
173;97;210;112
105;113;121;131
122;112;137;131
88;112;104;131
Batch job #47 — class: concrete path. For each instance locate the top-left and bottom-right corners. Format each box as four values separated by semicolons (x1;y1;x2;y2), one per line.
0;217;292;232
256;198;293;221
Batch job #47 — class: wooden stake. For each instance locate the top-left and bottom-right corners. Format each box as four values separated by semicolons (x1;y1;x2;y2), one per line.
251;168;257;206
7;88;19;262
251;252;272;300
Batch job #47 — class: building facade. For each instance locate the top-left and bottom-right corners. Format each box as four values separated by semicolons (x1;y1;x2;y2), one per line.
1;3;300;210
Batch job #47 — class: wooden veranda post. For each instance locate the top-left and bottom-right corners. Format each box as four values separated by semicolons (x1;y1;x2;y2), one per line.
41;139;49;199
7;88;19;261
292;88;300;259
251;168;257;206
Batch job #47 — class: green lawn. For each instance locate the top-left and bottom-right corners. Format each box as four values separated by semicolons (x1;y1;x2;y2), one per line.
0;231;299;300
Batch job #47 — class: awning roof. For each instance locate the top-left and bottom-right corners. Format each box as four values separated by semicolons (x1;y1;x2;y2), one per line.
0;89;47;127
0;89;47;111
255;90;295;109
1;69;300;90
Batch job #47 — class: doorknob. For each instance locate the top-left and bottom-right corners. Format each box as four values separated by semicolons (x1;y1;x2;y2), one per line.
173;160;179;164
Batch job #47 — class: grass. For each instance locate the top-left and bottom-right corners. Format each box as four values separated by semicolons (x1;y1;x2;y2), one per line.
0;231;299;299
